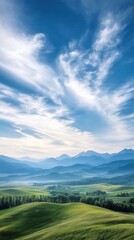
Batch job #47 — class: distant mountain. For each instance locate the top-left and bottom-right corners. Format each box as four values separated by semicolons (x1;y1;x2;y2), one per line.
0;155;20;163
19;150;110;170
59;155;110;167
39;158;59;169
38;148;134;169
18;148;134;170
56;154;70;160
91;159;134;176
75;150;110;158
19;156;39;162
66;174;134;186
109;173;134;185
34;163;91;175
28;171;81;182
108;162;134;175
109;149;134;161
12;159;133;183
0;155;35;174
118;148;134;155
0;149;134;183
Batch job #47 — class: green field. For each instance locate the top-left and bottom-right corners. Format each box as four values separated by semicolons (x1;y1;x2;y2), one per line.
0;183;134;204
0;202;134;240
69;183;134;195
0;185;49;196
69;183;134;202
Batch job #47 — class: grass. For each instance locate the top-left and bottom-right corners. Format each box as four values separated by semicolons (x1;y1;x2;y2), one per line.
69;183;120;193
0;185;49;196
0;202;134;240
69;183;134;195
0;183;134;205
69;183;134;202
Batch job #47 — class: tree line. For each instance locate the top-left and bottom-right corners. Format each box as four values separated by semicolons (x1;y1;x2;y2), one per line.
0;194;80;210
0;194;134;213
81;196;134;213
117;192;129;197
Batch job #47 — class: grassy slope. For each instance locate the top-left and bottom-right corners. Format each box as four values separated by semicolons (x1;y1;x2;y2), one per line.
0;202;134;240
0;186;49;196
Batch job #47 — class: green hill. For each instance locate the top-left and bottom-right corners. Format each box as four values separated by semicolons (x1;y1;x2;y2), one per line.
0;202;134;240
0;187;49;196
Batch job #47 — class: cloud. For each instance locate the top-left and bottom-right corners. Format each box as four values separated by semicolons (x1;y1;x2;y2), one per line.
94;13;120;51
0;20;63;104
58;13;134;148
0;84;97;157
0;1;133;157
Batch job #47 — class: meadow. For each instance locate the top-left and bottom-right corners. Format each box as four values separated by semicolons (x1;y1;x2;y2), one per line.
0;202;134;240
0;183;134;203
0;183;134;239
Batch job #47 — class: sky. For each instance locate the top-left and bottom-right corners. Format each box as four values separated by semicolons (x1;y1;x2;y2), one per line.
0;0;134;159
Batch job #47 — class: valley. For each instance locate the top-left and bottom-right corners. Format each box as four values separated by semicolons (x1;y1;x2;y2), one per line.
0;149;134;239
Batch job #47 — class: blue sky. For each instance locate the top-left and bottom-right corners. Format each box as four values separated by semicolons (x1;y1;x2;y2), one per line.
0;0;134;158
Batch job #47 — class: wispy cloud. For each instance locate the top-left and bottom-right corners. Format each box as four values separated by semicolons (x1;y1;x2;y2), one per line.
58;13;134;148
0;83;97;157
0;22;63;103
0;1;133;157
94;13;120;51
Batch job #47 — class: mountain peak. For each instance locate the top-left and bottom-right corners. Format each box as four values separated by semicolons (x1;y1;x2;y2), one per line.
75;150;109;158
119;149;134;154
0;155;18;163
56;154;70;160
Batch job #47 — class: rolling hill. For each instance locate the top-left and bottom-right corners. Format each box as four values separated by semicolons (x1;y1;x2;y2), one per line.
0;202;134;240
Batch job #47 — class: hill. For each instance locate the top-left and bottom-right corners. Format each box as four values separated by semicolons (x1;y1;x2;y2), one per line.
0;155;35;174
0;202;134;240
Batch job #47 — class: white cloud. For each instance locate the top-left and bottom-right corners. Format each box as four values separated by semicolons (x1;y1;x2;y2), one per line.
0;2;133;157
94;13;120;51
58;14;134;149
0;86;97;158
0;22;63;103
96;52;119;85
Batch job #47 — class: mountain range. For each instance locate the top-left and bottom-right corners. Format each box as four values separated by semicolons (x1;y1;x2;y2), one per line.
0;148;134;183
